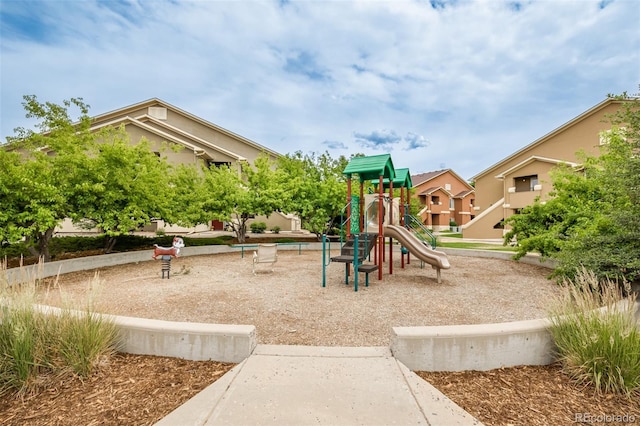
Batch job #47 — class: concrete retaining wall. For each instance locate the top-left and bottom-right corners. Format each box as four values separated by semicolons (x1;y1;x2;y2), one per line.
391;250;559;371
392;250;640;371
113;315;256;363
33;304;256;363
391;318;556;372
439;247;557;268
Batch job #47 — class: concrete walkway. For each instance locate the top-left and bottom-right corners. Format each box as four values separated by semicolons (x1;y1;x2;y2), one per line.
156;345;483;426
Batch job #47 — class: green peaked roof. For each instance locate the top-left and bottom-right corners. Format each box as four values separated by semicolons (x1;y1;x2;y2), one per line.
342;154;395;182
394;168;412;188
374;167;412;190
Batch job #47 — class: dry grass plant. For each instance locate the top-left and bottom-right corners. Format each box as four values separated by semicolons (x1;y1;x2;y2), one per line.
548;267;640;396
0;261;119;397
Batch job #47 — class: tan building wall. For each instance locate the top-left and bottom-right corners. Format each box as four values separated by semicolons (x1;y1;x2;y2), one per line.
464;99;629;239
251;213;302;232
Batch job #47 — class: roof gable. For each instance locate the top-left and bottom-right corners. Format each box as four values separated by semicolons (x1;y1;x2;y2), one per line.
472;97;624;181
495;155;579;179
90;98;279;158
454;189;474;198
91;115;246;161
411;168;473;190
376;167;413;190
417;186;453;197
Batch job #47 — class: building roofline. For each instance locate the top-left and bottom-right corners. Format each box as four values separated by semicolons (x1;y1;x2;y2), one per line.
471;97;622;181
412;168;474;189
494;155;579;179
135;114;247;161
90;98;280;158
91;116;246;161
418;186;454;197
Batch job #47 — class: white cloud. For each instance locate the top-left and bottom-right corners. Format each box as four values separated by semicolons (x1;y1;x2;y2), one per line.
1;0;638;180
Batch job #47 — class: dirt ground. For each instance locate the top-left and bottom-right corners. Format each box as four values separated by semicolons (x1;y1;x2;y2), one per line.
2;248;638;425
32;250;559;346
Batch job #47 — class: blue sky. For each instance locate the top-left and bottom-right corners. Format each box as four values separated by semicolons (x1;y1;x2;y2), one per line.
1;0;638;180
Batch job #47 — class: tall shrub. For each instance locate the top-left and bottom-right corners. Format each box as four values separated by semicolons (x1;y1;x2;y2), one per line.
548;268;640;396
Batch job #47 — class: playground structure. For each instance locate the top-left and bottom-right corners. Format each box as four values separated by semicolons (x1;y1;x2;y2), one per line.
323;154;450;290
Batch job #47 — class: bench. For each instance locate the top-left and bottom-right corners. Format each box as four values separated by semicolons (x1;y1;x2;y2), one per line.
231;242;310;258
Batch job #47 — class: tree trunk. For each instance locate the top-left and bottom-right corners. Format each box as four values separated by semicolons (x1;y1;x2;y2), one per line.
37;228;54;262
26;241;39;258
104;236;118;254
236;222;247;243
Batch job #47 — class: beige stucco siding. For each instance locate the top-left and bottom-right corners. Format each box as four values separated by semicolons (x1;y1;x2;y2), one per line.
472;173;502;215
161;109;277;164
465;101;624;239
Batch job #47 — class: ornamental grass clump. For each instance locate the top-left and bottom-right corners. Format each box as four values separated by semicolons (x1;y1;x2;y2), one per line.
0;262;120;396
548;268;640;396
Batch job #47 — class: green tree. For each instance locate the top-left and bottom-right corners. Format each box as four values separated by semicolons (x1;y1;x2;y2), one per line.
505;95;640;283
74;126;176;252
163;163;209;228
277;151;349;239
0;96;185;259
186;155;287;243
0;96;95;261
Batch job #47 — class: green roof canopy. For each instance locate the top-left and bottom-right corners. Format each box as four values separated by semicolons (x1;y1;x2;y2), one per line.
374;167;412;190
342;154;395;182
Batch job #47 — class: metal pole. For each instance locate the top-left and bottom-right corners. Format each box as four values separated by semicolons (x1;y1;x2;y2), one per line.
389;180;393;275
322;234;326;287
378;175;384;281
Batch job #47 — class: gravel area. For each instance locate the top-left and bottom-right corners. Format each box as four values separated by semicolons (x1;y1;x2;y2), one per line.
40;250;560;346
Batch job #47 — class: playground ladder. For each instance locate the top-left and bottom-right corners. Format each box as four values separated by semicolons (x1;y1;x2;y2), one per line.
330;232;378;263
327;233;379;291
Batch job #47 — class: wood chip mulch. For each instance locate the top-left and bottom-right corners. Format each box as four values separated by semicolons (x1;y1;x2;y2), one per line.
0;353;235;426
2;355;638;425
416;363;639;425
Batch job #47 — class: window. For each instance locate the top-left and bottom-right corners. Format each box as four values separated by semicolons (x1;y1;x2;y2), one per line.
207;160;231;169
514;175;538;192
431;195;440;205
449;198;454;209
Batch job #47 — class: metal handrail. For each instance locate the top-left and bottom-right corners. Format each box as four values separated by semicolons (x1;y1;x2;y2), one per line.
404;214;437;249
